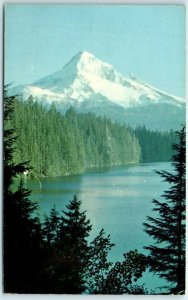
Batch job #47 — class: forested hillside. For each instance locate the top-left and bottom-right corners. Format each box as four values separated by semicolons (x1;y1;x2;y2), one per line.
9;97;176;178
135;126;177;162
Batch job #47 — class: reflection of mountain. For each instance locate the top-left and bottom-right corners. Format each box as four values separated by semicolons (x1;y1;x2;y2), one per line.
11;51;185;130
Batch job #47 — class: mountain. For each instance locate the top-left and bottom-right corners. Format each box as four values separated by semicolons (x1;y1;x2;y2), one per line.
10;51;185;130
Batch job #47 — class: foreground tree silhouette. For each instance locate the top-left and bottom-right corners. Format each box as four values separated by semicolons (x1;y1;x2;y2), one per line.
59;195;92;293
42;195;92;293
103;250;148;294
85;228;115;294
143;126;185;294
3;88;43;293
42;198;148;294
86;237;148;295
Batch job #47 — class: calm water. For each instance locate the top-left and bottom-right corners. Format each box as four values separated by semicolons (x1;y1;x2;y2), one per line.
26;162;172;293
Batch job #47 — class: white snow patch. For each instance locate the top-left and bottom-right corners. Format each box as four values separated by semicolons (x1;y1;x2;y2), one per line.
14;51;185;110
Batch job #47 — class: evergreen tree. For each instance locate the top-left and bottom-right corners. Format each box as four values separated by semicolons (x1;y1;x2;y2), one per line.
10;97;176;178
11;98;143;176
60;195;92;293
135;126;177;162
43;195;92;293
3;88;43;293
43;206;60;245
143;126;186;294
40;207;63;293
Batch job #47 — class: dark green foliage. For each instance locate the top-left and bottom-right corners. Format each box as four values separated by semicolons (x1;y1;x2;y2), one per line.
10;98;177;178
11;98;142;177
59;195;92;293
41;198;148;295
43;206;60;245
135;126;177;162
4;90;28;190
143;126;186;294
41;196;92;293
85;229;115;294
86;240;148;295
3;88;44;293
102;250;148;294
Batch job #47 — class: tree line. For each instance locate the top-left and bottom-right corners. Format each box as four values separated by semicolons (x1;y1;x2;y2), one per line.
10;96;177;178
4;90;185;294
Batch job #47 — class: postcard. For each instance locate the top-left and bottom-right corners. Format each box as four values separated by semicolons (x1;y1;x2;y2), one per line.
3;3;186;295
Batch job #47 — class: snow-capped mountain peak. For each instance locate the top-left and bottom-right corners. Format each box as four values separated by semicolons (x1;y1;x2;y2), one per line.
33;51;125;93
10;51;185;130
75;51;119;80
66;51;115;77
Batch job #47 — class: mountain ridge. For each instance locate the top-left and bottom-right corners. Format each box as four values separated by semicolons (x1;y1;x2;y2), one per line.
10;51;185;130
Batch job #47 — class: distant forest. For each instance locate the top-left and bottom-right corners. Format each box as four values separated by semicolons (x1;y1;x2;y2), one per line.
9;97;177;178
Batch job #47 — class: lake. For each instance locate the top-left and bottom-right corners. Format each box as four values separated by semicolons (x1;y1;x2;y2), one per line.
26;161;172;293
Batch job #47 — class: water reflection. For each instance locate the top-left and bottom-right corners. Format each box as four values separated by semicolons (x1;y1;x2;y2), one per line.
26;162;171;292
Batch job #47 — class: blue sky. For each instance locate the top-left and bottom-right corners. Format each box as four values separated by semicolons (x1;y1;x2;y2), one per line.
5;4;185;97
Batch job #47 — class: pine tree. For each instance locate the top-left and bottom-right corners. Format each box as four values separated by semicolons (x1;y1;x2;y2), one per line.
61;195;92;293
3;88;43;293
43;206;60;245
49;195;92;293
143;126;186;294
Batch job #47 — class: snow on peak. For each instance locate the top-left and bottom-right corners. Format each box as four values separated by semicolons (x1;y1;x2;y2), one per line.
77;51;95;59
18;51;184;110
33;51;125;96
10;51;185;130
64;51;120;82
